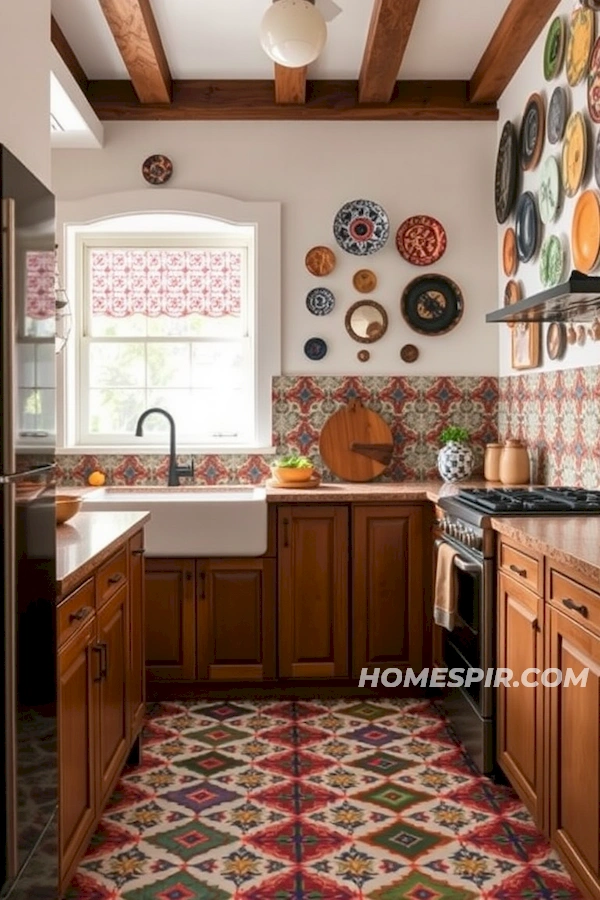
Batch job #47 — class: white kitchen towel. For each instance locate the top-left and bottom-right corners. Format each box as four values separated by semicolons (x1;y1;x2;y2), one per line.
434;541;459;631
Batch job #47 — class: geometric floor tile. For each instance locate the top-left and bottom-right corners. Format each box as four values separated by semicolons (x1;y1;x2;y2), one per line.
174;750;242;778
191;703;253;721
339;702;396;721
146;820;235;861
352;751;415;776
247;819;347;862
356;783;430;813
365;821;447;859
121;870;229;900
161;781;239;814
464;817;551;863
184;724;250;747
368;869;478;900
253;781;338;814
258;749;333;778
344;725;404;747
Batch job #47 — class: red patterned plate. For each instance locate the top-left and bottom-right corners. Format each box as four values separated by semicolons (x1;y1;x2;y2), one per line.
395;215;447;266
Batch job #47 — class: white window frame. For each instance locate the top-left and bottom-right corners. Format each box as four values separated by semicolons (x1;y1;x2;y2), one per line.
57;191;281;454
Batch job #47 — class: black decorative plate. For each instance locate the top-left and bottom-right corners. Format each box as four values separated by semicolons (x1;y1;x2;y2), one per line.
333;199;389;255
306;287;335;316
304;337;327;360
519;93;545;170
495;121;518;224
400;275;464;336
515;192;540;263
142;154;173;185
548;86;568;144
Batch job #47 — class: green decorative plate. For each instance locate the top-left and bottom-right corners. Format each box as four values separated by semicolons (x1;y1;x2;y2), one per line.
544;16;565;80
539;155;561;224
540;235;563;288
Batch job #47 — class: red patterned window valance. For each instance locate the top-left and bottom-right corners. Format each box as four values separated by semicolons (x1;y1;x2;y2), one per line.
90;248;243;318
26;250;56;319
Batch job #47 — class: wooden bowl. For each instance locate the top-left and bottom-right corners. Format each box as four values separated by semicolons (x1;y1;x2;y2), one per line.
271;466;315;484
56;494;82;525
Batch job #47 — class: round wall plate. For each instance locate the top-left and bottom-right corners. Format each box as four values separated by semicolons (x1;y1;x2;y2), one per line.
142;154;173;185
306;287;335;316
400;343;419;363
303;337;327;360
401;274;464;336
395;215;447;266
546;322;567;360
305;246;336;276
352;269;377;293
495;121;518;224
333;199;389;255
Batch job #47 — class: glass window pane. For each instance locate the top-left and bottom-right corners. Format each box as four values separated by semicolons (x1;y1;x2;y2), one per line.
146;343;191;388
191;343;245;389
146;314;243;338
90;314;148;338
145;390;193;433
89;343;145;387
88;389;146;435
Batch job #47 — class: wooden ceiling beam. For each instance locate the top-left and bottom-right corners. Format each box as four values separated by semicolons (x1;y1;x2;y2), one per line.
86;79;497;120
51;16;89;94
359;0;422;103
97;0;172;103
274;64;307;104
470;0;561;103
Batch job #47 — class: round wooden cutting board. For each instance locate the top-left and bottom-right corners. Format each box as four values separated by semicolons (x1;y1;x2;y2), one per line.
319;399;393;482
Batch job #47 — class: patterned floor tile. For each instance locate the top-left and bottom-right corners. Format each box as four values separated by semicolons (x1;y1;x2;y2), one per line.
69;699;582;900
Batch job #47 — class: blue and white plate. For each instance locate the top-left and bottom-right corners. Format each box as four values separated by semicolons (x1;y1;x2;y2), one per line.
333;199;389;255
304;337;328;360
306;287;335;316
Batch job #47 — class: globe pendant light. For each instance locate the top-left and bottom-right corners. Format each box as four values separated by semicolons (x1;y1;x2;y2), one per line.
260;0;327;68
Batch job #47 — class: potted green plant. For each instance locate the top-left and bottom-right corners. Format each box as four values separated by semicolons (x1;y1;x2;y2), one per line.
437;426;474;482
271;453;315;484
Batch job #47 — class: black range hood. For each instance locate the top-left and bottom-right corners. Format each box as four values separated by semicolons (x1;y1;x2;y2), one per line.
486;270;600;323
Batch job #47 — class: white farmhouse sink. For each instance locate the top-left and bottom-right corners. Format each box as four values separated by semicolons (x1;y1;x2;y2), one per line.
82;486;268;557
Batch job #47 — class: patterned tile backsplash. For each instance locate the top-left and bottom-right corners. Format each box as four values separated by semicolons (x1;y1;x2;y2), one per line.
57;375;499;485
498;365;600;489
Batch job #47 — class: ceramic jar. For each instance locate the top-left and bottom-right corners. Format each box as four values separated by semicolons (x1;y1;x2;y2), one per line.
437;440;474;483
484;442;504;481
499;439;530;485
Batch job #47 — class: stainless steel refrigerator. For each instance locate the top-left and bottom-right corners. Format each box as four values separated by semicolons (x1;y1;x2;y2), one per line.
0;146;57;899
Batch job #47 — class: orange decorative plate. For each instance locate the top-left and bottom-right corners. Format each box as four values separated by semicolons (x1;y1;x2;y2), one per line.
504;280;521;330
305;245;336;276
561;111;587;198
502;227;518;276
566;6;594;86
572;190;600;272
352;269;377;293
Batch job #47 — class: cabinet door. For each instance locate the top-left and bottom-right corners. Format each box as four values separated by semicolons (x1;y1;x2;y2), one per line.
278;505;349;678
352;505;424;676
58;619;96;887
497;572;544;826
145;559;196;680
548;606;600;897
197;559;276;680
96;585;129;805
128;531;146;736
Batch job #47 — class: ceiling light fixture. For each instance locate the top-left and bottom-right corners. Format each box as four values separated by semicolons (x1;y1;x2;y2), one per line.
259;0;327;68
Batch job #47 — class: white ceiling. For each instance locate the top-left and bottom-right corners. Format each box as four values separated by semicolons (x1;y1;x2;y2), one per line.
51;0;512;82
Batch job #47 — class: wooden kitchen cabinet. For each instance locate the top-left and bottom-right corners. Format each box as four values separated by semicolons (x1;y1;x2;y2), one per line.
96;584;129;806
197;559;276;680
145;558;196;680
352;504;424;676
496;570;544;827
278;505;349;677
128;532;146;734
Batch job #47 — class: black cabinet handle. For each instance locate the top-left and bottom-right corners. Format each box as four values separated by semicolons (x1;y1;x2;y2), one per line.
108;572;124;585
283;517;289;548
132;548;145;557
562;598;589;618
92;644;108;681
69;605;91;623
509;564;527;578
199;571;206;599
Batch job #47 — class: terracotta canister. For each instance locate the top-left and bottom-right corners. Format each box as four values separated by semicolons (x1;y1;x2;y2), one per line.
484;442;503;481
499;439;530;485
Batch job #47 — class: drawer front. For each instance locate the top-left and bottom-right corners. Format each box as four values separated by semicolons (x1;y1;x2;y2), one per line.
58;578;95;647
548;567;600;634
499;541;542;595
96;547;128;608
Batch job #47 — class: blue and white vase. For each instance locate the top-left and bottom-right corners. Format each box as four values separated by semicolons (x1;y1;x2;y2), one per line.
437;440;474;483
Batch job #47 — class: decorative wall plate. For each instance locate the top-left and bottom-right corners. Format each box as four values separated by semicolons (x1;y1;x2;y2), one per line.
539;235;563;288
548;86;568;144
566;6;594;86
546;322;567;360
539;155;561;224
333;199;389;255
395;215;447;266
519;93;545;171
504;279;522;329
306;287;335;316
588;36;600;123
502;227;518;277
584;0;600;9
305;245;336;276
495;121;519;224
400;275;464;336
400;343;419;363
561;111;587;198
352;269;377;293
142;154;173;185
515;192;540;263
345;300;388;343
572;189;600;272
303;337;327;360
357;349;370;362
577;323;587;345
595;130;600;189
544;17;565;81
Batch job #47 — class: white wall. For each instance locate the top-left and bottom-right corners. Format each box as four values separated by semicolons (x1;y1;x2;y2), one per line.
497;0;600;375
0;1;51;186
52;119;499;376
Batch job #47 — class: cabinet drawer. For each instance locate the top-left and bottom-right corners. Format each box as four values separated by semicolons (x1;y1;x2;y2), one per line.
58;578;95;647
96;548;128;608
547;567;600;635
499;541;542;595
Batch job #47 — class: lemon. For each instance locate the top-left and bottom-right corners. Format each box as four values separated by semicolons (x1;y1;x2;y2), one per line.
88;471;106;487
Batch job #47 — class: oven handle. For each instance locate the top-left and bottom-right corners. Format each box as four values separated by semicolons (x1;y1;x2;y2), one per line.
434;538;481;575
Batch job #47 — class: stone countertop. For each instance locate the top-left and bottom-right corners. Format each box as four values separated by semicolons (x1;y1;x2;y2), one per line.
492;516;600;585
265;480;494;504
56;511;150;597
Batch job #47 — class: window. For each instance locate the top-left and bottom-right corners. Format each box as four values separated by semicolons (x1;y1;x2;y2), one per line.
59;198;280;454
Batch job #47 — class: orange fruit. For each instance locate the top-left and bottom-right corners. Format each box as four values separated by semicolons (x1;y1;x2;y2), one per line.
88;471;106;486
